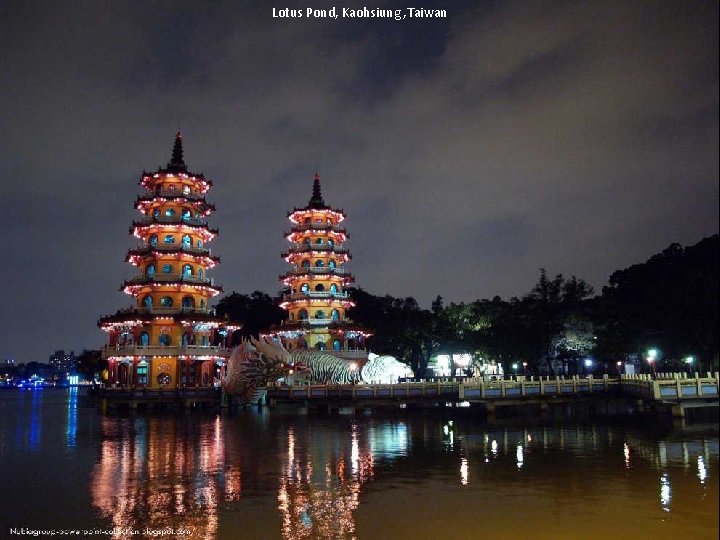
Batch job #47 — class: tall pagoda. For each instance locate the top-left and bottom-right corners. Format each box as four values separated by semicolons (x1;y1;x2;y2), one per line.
98;133;239;389
273;174;370;354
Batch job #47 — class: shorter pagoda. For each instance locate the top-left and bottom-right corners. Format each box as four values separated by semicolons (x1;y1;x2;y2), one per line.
270;173;371;356
98;134;240;390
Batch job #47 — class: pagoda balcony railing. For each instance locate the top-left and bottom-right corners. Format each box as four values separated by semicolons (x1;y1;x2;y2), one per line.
122;306;217;315
102;343;232;358
135;215;209;227
125;274;215;286
303;318;337;326
288;224;346;233
287;243;346;252
145;189;206;201
285;291;349;301
286;267;347;275
132;243;212;256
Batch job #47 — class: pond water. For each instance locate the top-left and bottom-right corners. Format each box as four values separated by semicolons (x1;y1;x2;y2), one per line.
0;389;717;539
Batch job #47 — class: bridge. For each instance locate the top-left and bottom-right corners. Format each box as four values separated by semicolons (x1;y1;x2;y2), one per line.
94;372;719;414
265;372;720;416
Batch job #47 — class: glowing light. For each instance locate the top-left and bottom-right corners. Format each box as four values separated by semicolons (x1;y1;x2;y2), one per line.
623;443;631;469
491;440;498;457
584;359;593;368
351;426;359;475
454;354;472;368
516;444;524;469
685;356;694;364
697;456;708;484
659;473;671;511
460;457;469;485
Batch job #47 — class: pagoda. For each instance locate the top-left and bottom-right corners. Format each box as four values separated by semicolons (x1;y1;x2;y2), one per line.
98;133;240;389
273;174;370;354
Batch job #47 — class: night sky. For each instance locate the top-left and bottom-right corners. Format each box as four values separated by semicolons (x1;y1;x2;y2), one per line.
1;1;717;363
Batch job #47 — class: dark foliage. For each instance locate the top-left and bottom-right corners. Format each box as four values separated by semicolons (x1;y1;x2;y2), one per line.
215;290;286;344
213;235;719;373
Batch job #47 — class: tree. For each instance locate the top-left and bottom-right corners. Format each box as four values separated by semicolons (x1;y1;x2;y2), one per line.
595;235;719;370
76;349;105;380
215;291;286;343
522;269;595;374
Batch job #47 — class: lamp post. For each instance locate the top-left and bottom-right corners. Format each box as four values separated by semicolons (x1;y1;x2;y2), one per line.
512;363;518;378
685;356;694;376
522;361;528;376
584;358;593;375
646;348;658;376
616;361;622;375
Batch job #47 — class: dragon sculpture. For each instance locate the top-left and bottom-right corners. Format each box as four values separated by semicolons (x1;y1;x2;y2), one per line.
222;337;414;403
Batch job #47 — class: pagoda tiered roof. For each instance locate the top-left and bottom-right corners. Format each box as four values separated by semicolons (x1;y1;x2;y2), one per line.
126;247;220;268
121;278;222;297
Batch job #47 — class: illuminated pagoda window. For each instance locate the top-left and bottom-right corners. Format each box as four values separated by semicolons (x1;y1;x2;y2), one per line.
97;133;240;390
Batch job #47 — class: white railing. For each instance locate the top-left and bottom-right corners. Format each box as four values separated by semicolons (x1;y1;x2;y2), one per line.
269;376;622;401
620;372;720;400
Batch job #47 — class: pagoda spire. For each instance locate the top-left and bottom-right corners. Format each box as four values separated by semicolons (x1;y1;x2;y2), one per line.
168;131;186;171
308;173;327;209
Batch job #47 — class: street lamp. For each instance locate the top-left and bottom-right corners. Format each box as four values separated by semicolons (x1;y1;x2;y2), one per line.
685;356;694;375
512;363;518;377
646;348;659;375
522;361;528;375
616;361;622;374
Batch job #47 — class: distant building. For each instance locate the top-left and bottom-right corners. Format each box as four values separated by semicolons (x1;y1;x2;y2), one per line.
3;358;15;366
49;350;76;373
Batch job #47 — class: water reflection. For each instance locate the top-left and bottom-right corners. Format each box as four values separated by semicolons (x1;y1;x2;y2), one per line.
80;406;718;539
460;457;468;485
90;415;240;540
660;472;672;511
66;387;78;448
698;456;708;484
29;390;41;451
277;420;394;539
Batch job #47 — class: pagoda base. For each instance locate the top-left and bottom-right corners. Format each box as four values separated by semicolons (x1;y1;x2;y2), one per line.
98;386;220;410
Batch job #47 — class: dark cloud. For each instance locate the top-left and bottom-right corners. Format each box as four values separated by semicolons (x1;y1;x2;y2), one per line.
1;0;717;362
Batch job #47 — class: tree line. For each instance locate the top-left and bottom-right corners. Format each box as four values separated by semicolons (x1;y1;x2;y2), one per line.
214;235;718;376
